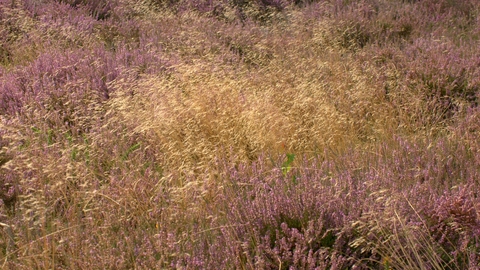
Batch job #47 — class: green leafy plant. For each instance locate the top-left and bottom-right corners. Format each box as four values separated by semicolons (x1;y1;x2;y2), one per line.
281;153;295;176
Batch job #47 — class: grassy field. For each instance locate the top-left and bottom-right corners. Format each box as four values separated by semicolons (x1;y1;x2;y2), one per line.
1;0;479;268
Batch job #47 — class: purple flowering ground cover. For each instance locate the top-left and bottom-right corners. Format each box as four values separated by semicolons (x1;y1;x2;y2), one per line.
0;0;479;268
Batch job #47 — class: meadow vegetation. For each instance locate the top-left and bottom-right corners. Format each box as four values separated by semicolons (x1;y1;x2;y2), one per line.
0;0;479;268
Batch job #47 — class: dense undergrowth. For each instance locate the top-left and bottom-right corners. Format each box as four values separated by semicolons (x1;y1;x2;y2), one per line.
0;0;479;268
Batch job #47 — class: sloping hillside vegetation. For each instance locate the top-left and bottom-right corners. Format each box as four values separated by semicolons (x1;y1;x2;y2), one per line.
1;0;479;268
